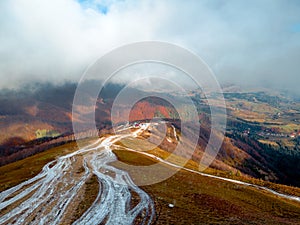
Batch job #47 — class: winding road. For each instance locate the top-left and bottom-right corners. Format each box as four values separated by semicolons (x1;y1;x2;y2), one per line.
1;122;300;225
121;124;300;203
0;126;154;225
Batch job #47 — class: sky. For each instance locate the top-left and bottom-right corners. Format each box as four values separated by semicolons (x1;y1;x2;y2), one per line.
0;0;300;92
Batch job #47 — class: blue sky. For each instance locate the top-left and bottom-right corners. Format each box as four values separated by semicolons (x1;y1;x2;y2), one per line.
77;0;111;14
290;23;300;32
0;0;299;92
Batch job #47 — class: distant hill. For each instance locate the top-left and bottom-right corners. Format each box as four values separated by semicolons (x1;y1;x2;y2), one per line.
0;81;300;188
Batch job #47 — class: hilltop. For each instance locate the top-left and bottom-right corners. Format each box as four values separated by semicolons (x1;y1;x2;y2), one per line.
0;82;299;189
0;122;299;224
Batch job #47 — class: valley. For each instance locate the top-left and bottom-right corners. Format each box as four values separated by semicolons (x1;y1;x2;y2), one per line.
1;83;300;224
1;122;300;224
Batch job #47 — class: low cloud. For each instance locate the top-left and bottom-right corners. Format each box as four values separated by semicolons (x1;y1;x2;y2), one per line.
0;0;299;93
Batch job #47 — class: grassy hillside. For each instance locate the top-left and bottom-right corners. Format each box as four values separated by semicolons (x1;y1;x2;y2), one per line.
1;85;300;189
112;148;300;224
1;137;300;224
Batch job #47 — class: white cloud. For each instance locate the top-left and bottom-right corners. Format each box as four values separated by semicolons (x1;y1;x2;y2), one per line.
0;0;166;88
0;0;299;92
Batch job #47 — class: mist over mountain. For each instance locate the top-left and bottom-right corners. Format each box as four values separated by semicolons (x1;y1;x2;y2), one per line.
1;80;299;187
0;0;300;94
1;2;300;224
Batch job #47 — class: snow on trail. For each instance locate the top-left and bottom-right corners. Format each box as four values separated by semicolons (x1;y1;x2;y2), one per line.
123;147;300;203
121;126;300;203
1;121;299;225
0;125;154;225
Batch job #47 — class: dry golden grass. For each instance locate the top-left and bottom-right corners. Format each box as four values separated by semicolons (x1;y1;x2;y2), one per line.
115;137;300;197
1;137;300;224
0;137;99;192
112;147;300;224
258;139;279;147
